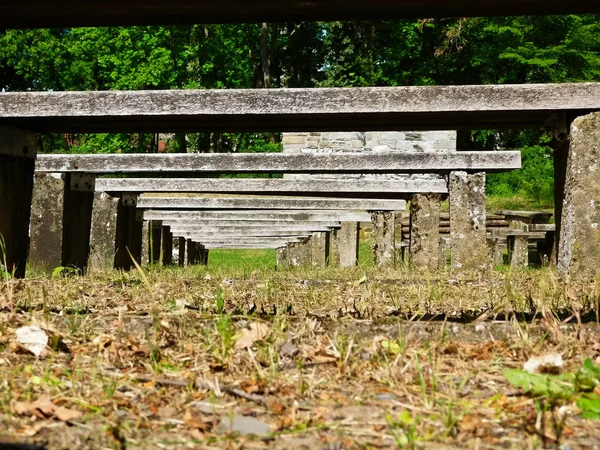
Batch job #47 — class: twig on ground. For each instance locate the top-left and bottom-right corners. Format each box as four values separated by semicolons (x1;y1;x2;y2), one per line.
133;374;266;405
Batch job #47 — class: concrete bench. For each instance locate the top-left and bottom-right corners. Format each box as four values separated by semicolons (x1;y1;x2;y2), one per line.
0;0;597;282
24;150;518;274
95;177;449;197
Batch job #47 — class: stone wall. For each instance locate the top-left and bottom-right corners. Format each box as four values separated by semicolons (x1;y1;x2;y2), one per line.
282;131;456;181
282;131;456;154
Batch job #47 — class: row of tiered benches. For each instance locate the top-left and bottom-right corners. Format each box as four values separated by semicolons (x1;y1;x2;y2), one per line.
27;151;520;273
2;79;600;279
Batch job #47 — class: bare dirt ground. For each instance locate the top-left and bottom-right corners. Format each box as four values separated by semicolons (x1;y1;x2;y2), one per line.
0;266;599;449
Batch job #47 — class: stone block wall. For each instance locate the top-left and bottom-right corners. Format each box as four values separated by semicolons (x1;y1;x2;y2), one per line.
282;131;456;181
282;131;456;154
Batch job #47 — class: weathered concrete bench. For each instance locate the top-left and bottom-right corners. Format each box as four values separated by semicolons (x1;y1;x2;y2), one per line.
397;213;510;266
0;0;597;283
96;177;448;198
24;150;517;274
492;210;554;267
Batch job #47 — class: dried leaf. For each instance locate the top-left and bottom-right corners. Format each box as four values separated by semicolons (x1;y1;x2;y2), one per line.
12;396;82;422
304;346;338;364
15;325;49;357
234;322;269;350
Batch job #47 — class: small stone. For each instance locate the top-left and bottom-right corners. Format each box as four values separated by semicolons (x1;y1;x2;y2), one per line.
374;393;396;401
524;354;564;374
216;415;271;436
372;145;390;152
280;341;300;358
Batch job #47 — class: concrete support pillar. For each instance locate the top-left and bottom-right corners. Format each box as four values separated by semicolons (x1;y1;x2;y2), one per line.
371;211;395;268
276;246;288;268
29;173;94;273
508;236;529;268
29;174;64;271
114;196;143;271
200;245;209;266
394;214;405;263
141;221;150;264
439;237;450;268
178;237;186;267
449;172;487;270
558;112;600;280
187;239;198;265
0;127;37;278
89;192;119;272
149;221;162;265
287;238;312;267
550;113;571;266
162;226;173;266
538;233;554;266
330;222;360;268
61;174;94;272
487;238;504;267
409;194;441;270
311;231;330;268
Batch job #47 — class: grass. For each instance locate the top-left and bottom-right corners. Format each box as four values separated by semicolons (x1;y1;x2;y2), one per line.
208;248;277;271
1;263;600;449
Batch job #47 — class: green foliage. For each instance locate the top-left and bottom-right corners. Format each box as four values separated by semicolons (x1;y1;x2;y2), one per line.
504;358;600;419
487;145;555;207
52;266;81;278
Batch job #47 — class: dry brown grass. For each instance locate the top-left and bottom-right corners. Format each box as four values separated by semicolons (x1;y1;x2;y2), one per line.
0;265;599;449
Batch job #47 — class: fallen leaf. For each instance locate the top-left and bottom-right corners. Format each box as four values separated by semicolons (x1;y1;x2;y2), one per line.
234;322;269;350
12;396;82;422
304;346;338;364
15;325;49;357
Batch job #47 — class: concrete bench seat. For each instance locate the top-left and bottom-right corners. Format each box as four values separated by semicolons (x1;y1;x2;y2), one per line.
4;84;600;133
95;177;449;197
35;152;521;174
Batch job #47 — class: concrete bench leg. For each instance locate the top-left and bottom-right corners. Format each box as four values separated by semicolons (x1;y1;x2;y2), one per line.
287;237;311;267
508;236;529;268
61;174;94;272
538;232;554;266
409;194;441;270
0;127;37;278
487;238;504;267
162;226;173;266
198;244;209;266
439;237;450;268
550;113;570;267
141;221;150;264
276;246;289;268
30;174;64;272
559;112;600;279
330;222;360;268
449;171;487;270
178;237;186;266
371;211;395;268
149;221;162;265
187;239;197;265
30;173;94;273
89;192;119;271
114;198;143;271
311;231;330;268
